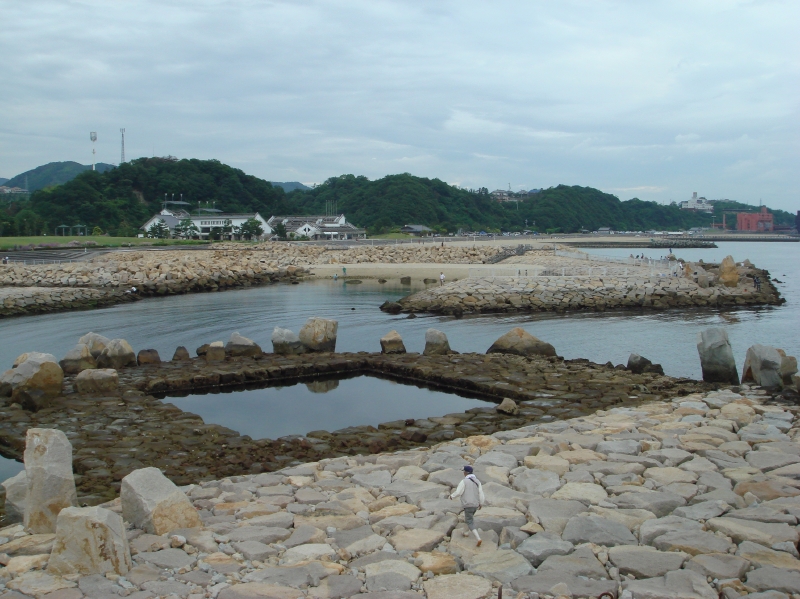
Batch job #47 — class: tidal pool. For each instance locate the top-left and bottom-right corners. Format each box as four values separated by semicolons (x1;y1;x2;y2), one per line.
162;375;495;440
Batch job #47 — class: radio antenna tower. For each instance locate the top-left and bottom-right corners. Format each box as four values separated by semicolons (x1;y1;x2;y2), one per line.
120;128;126;164
89;132;97;170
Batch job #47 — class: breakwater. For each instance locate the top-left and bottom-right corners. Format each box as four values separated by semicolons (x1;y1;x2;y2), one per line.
389;260;781;316
0;349;711;509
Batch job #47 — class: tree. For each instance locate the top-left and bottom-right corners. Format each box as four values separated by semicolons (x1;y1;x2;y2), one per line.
240;217;264;240
146;219;170;239
92;226;103;236
174;218;199;239
222;218;233;239
273;222;287;240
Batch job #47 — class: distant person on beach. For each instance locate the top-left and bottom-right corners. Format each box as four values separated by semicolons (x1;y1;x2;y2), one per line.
342;267;347;277
2;257;7;265
754;276;761;292
450;465;485;546
439;272;445;286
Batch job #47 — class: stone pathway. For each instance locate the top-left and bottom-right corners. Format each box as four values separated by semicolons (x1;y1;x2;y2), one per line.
3;384;800;599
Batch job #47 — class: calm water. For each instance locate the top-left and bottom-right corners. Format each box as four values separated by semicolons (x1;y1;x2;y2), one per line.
163;375;494;440
0;241;797;477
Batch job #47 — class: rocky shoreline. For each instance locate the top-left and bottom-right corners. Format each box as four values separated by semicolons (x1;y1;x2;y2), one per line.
387;258;782;316
0;287;140;319
3;384;800;599
0;347;711;513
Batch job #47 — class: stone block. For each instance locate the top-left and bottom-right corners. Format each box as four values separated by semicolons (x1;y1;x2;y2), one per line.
423;573;492;599
121;467;202;535
742;344;784;389
379;330;406;354
47;506;131;575
136;349;161;365
74;368;118;394
423;329;451;355
78;332;110;358
697;328;739;384
59;344;96;375
96;339;136;369
226;332;263;357
272;328;306;355
2;353;63;401
299;317;338;352
1;469;27;523
24;428;77;534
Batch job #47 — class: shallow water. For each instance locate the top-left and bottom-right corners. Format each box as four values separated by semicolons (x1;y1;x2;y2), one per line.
163;375;494;440
0;241;796;475
0;242;796;380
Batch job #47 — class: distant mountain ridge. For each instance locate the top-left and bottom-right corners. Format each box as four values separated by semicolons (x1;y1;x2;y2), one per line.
0;178;8;186
5;161;115;192
270;181;312;192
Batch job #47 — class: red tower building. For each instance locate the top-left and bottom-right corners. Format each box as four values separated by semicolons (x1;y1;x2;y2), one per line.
736;206;773;232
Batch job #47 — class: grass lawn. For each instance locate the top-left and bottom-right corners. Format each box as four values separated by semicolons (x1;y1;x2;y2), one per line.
0;236;208;251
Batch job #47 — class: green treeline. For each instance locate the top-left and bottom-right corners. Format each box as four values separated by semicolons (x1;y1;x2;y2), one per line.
0;157;794;237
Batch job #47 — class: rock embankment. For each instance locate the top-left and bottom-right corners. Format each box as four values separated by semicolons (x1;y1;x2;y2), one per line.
392;262;780;316
3;385;800;599
0;287;136;318
0;340;710;509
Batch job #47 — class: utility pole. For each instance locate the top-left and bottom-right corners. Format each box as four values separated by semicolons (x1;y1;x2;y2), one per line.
120;128;126;164
90;132;97;170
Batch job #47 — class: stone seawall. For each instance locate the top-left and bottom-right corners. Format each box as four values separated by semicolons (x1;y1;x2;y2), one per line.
391;272;781;316
0;287;138;318
0;351;711;509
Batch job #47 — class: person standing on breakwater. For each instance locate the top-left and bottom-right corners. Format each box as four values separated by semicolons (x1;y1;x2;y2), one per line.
440;271;445;286
754;275;762;292
450;465;485;546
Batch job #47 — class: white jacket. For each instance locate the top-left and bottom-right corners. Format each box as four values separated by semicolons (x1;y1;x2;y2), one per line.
450;474;485;508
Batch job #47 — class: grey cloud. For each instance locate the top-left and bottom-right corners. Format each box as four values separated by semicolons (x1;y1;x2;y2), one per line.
0;0;797;209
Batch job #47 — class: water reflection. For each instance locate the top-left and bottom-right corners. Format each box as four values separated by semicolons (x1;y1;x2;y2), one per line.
306;379;340;393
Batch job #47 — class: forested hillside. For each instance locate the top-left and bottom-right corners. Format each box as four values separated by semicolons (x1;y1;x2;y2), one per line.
3;157;289;236
0;157;794;236
4;161;115;192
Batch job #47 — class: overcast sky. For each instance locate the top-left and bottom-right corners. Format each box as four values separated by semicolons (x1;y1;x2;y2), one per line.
1;0;798;209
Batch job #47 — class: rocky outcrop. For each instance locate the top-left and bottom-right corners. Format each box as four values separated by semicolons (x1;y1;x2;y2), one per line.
380;330;406;354
78;333;110;358
0;353;64;402
136;349;161;365
120;467;202;535
96;339;136;369
74;369;119;394
23;428;77;534
46;506;131;575
697;327;739;384
298;318;338;352
423;329;451;356
487;327;556;357
272;327;306;355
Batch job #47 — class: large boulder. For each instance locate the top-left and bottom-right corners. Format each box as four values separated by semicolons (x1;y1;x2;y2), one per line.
74;369;119;394
136;349;161;365
697;328;739;384
59;344;96;375
1;353;64;401
423;329;451;355
121;467;202;535
778;349;798;384
299;317;338;352
23;428;77;533
271;328;306;355
718;255;739;287
78;332;111;358
486;328;555;357
380;330;406;354
1;470;28;523
742;344;784;389
47;506;131;575
226;332;263;357
96;339;136;369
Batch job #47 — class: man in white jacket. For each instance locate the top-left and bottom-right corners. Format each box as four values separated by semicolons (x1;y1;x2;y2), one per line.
449;465;485;546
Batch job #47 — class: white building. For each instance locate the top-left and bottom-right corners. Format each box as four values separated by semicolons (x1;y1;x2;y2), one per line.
266;214;366;240
679;192;715;213
140;209;270;240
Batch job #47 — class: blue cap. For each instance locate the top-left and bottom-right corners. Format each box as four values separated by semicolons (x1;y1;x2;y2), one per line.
463;465;473;473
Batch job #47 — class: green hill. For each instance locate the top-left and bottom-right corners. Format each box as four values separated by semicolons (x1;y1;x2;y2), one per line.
5;161;115;192
0;179;8;186
0;157;794;237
